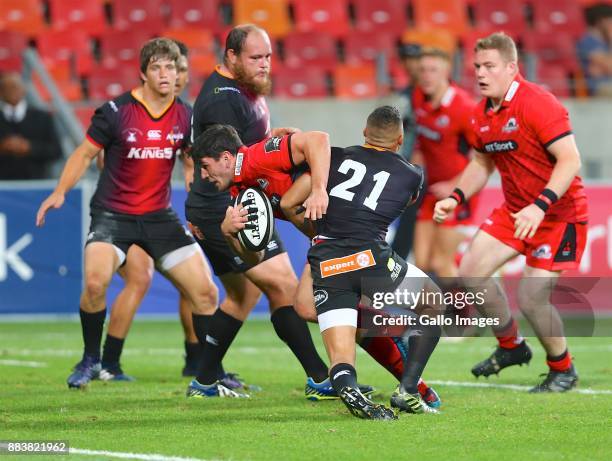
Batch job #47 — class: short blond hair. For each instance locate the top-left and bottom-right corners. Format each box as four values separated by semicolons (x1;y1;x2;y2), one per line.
420;47;451;63
474;32;518;63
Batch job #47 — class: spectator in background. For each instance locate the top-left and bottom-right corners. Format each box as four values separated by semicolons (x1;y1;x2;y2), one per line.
577;3;612;96
0;72;62;179
392;43;422;260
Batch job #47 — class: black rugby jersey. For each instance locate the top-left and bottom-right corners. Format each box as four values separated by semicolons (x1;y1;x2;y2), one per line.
187;66;271;211
316;145;423;241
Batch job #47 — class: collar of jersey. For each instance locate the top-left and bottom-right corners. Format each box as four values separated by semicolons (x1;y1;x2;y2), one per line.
130;89;175;120
485;74;523;114
215;65;234;80
363;143;391;152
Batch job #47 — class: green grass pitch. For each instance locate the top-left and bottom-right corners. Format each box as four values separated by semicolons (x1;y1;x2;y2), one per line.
1;319;611;461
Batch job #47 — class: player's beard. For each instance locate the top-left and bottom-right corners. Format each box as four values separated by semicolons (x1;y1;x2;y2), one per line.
233;62;272;96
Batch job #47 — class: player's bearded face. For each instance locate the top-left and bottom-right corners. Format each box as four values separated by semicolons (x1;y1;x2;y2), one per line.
143;57;177;97
474;50;515;100
233;57;272;96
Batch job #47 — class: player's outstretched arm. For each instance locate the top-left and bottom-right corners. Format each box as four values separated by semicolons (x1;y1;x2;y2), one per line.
433;152;493;224
510;134;582;240
289;131;330;221
280;173;316;238
36;139;101;227
220;205;264;266
271;126;300;137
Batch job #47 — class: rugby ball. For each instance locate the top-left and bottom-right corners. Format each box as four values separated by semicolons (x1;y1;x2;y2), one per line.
235;187;275;252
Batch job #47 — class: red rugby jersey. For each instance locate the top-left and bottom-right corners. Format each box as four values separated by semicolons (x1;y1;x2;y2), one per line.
413;84;476;185
470;74;588;223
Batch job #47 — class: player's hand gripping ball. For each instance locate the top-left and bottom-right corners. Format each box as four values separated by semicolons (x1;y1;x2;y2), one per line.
234;187;275;252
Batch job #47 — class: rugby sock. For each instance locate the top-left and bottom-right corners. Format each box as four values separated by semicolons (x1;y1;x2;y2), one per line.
400;323;441;394
547;349;572;372
494;318;524;349
101;334;124;367
196;309;243;385
192;312;225;379
184;341;201;363
271;306;328;382
358;336;406;381
80;308;106;359
329;363;358;394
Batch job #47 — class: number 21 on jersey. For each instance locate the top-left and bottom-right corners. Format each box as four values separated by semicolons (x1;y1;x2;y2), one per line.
329;159;390;211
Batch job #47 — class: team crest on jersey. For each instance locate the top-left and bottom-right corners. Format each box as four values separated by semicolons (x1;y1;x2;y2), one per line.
320;250;375;278
435;115;450;128
264;137;282;153
256;178;269;190
123;128;142;143
532;244;552;260
166;126;184;145
502;117;519;133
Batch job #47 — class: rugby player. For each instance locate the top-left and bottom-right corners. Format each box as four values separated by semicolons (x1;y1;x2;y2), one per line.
36;38;219;389
434;32;587;392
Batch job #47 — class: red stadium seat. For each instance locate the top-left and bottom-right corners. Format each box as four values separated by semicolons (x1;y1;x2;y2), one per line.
112;0;165;34
161;28;215;55
293;0;350;38
0;0;46;36
353;0;407;38
532;0;585;38
34;75;82;102
73;104;96;131
536;65;572;98
189;52;218;78
283;31;338;72
49;0;107;36
0;30;27;72
233;0;291;39
412;0;470;36
472;0;527;37
99;30;151;71
88;67;139;100
167;0;222;32
344;31;396;66
333;63;378;99
402;29;457;54
273;67;328;98
522;31;579;73
37;29;94;77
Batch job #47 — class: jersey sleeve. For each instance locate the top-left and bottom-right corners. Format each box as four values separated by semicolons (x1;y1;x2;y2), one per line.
86;102;115;148
522;92;572;148
248;135;294;172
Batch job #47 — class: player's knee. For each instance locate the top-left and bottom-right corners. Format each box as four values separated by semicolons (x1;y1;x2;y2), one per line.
294;296;317;322
189;284;219;314
263;276;298;306
124;268;153;296
84;275;109;301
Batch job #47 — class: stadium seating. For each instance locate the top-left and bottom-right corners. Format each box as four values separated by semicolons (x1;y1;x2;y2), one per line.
536;65;572;98
0;0;46;36
522;31;579;73
99;30;151;71
273;66;328;98
333;63;378;99
88;67;138;100
37;29;94;77
283;31;338;72
167;0;223;32
402;29;457;54
0;30;27;72
532;0;585;38
293;0;350;38
49;0;107;37
233;0;291;39
412;0;469;36
472;0;528;37
353;0;407;38
161;28;216;55
112;0;165;34
343;31;396;66
188;52;218;79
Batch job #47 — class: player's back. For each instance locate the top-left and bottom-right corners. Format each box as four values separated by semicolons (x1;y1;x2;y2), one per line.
317;145;423;241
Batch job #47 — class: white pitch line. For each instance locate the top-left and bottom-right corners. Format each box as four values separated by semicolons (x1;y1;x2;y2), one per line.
70;448;213;461
428;379;612;395
0;359;47;368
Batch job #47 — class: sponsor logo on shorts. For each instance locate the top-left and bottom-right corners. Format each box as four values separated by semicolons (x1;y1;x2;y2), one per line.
147;129;162;141
483;140;518;153
234;153;244;176
320;250;375;278
266;239;278;251
87;232;95;241
502;117;519;133
388;257;402;281
234;256;243;265
264;137;282;153
532;244;552;259
314;289;328;307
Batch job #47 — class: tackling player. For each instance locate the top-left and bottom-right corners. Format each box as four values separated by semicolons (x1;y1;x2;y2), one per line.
434;32;588;392
36;38;219;389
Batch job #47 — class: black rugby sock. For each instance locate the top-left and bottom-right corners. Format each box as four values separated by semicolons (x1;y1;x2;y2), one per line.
329;363;358;394
271;306;329;382
192;313;226;379
400;323;441;394
196;309;243;385
80;308;106;359
101;334;124;367
184;341;201;362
